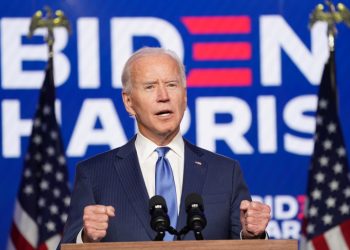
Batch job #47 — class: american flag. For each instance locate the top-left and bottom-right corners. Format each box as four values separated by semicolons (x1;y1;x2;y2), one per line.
8;60;71;250
301;54;350;249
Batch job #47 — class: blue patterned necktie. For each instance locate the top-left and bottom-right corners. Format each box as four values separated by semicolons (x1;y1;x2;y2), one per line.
155;147;177;241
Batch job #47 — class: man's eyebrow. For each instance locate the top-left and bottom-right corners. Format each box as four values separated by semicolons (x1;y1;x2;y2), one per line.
143;81;157;85
164;79;179;83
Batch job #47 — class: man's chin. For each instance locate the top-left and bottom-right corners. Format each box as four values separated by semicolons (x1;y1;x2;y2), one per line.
155;127;180;139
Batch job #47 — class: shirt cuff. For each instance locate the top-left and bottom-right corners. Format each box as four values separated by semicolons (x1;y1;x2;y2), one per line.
76;228;84;243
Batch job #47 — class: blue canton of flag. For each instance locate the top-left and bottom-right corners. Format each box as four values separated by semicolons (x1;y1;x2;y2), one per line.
301;55;350;250
8;61;71;250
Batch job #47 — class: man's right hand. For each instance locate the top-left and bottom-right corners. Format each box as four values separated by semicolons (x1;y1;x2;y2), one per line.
82;205;115;242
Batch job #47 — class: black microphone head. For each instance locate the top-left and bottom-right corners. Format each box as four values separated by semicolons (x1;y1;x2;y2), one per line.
149;195;170;233
185;193;204;212
149;195;168;213
185;193;207;233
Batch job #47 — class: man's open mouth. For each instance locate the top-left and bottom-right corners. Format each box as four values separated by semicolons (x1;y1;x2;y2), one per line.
155;110;173;116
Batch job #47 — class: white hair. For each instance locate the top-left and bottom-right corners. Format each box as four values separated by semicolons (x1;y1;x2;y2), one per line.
121;47;186;93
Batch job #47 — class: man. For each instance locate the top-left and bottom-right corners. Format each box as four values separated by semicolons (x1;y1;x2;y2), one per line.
58;47;270;246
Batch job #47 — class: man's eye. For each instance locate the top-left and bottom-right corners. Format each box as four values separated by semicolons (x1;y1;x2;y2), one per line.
144;85;154;90
167;82;178;88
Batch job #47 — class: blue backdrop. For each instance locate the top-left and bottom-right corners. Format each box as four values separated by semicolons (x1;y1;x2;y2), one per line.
1;0;350;248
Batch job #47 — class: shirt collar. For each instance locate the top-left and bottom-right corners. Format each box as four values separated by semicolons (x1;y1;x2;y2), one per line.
135;131;184;163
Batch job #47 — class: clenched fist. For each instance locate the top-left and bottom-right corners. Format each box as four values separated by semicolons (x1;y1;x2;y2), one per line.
82;205;115;242
240;200;271;239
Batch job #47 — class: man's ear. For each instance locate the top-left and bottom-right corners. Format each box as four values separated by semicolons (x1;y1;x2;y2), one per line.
122;92;135;116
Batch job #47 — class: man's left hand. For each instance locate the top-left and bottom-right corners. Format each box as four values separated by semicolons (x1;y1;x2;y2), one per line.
240;200;271;239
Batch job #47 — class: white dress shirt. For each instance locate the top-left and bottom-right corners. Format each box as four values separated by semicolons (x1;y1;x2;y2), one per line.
135;131;185;213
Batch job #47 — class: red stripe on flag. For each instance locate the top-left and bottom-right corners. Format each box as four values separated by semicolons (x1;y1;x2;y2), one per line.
10;223;35;250
38;243;48;250
181;16;251;34
340;219;350;248
312;234;330;250
193;42;252;61
187;68;252;87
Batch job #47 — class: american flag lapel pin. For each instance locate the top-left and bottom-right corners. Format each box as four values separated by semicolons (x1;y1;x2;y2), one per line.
194;161;202;166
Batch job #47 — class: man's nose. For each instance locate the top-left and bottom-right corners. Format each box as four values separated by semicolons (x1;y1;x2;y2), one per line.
157;84;170;102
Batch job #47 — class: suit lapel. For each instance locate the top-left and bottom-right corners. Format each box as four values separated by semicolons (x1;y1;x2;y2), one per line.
113;137;155;239
177;140;208;232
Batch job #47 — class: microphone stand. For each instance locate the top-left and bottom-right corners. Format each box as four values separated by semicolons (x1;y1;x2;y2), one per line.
177;226;190;240
153;231;165;241
193;231;204;240
178;226;204;240
153;226;180;241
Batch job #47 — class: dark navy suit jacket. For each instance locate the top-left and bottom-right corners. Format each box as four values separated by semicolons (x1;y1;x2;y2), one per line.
58;137;251;246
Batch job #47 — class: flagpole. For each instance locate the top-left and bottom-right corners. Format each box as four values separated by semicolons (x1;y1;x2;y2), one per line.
325;0;338;109
309;0;350;111
28;6;71;69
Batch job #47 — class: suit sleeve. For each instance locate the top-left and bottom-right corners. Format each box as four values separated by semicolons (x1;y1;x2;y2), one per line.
57;163;96;248
229;161;251;239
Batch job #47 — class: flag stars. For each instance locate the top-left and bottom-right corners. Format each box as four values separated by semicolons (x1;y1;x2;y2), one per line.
43;105;51;115
24;169;31;178
325;197;336;208
319;99;328;109
339;203;349;215
318;156;329;167
329;180;339;191
43;162;53;173
38;197;46;207
344;187;350;198
327;122;336;134
53;188;61;198
316;115;323;125
306;224;315;234
50;131;58;140
311;188;322;200
322;139;332;150
50;204;58;214
64;196;71;207
309;206;318;217
322;214;333;225
58;155;66;165
46;221;56;232
46;146;55;156
314;172;325;183
337;147;346;157
33;135;42;145
56;172;64;182
40;180;49;190
333;162;343;174
23;185;34;195
34;118;41;127
61;213;68;223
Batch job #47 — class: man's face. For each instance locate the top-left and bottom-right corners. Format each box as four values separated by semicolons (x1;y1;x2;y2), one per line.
122;53;187;145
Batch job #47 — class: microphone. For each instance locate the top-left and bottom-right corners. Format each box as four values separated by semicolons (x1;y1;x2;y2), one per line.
185;193;207;240
149;195;178;241
149;195;170;241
